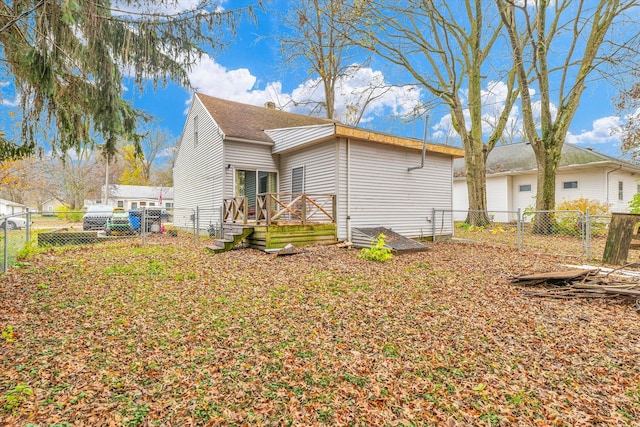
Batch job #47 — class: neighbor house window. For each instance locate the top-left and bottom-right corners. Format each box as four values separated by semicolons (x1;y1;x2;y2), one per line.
519;184;532;192
131;202;138;209
117;201;124;208
563;181;578;189
619;181;624;201
194;115;199;148
292;166;305;194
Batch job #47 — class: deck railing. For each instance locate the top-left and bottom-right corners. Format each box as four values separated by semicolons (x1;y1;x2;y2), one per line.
222;196;248;224
257;193;336;225
222;193;336;225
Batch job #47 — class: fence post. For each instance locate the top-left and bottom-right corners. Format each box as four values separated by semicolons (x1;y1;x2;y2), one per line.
141;207;147;245
2;219;7;273
517;208;522;250
585;207;591;260
432;208;436;242
26;209;31;244
196;206;200;242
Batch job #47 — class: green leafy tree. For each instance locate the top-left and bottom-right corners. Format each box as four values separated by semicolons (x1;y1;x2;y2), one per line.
0;0;261;161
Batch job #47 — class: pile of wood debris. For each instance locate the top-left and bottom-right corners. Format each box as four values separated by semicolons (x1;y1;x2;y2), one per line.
511;266;640;310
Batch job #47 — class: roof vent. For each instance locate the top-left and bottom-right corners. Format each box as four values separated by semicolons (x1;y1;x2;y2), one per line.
264;101;276;110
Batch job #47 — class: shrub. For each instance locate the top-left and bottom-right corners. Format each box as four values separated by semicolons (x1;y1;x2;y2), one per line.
55;206;83;222
629;194;640;214
556;198;610;236
358;233;393;262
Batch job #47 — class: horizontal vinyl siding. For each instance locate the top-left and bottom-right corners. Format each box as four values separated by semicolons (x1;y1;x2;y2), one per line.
280;141;337;195
268;125;335;153
173;97;224;228
224;141;279;197
603;170;637;213
343;141;454;239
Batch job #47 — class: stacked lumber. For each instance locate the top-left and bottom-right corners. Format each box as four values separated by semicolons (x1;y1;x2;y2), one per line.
511;268;640;308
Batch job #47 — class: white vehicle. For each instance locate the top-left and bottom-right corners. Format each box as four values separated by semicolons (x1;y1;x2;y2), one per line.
0;215;29;230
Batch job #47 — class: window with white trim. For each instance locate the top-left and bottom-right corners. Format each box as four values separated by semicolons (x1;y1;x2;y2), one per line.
519;184;532;192
292;166;305;194
619;181;624;201
563;181;578;189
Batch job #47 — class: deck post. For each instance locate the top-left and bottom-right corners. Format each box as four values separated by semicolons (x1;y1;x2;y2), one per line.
301;195;307;225
242;196;248;224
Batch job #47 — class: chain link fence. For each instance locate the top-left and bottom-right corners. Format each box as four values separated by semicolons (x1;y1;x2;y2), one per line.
439;208;612;260
1;206;225;273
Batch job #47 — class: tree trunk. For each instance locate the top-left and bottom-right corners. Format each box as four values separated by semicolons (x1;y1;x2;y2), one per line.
532;143;561;234
464;141;490;226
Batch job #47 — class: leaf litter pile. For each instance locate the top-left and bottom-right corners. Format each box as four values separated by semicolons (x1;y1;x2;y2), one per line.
1;239;640;426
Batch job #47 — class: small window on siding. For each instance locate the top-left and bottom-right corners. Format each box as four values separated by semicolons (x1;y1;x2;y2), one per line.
619;181;624;201
193;115;199;148
292;166;305;194
519;184;532;192
563;181;578;189
117;201;124;208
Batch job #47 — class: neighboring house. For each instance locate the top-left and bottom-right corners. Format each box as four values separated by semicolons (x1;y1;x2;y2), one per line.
453;142;640;220
101;184;174;210
0;198;28;216
41;198;67;215
173;93;464;241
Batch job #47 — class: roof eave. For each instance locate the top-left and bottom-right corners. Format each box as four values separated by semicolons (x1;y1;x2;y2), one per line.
224;136;274;146
334;125;464;158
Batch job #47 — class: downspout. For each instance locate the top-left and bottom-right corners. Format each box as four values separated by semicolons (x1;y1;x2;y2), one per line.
606;164;622;205
346;137;352;243
408;115;429;171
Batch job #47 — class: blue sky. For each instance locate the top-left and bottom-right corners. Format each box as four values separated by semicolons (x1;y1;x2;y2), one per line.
0;1;636;160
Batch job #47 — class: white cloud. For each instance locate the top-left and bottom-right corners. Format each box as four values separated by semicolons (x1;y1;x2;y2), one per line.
186;56;423;126
0;81;19;107
566;116;624;145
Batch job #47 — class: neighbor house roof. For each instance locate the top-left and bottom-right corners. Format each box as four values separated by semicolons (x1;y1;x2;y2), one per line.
196;93;337;143
0;198;26;207
106;185;174;200
196;93;464;158
454;142;640;177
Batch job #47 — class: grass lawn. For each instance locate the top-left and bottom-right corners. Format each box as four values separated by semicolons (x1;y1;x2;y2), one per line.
1;239;639;425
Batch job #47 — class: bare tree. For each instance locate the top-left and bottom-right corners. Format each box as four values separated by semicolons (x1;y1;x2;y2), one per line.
45;148;118;210
345;0;518;225
496;0;640;233
617;77;640;162
278;0;408;126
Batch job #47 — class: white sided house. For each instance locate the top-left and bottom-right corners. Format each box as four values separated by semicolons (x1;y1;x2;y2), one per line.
453;142;640;220
101;185;174;211
173;93;464;247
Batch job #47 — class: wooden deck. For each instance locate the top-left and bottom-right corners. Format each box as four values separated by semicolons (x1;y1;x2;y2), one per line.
219;193;337;252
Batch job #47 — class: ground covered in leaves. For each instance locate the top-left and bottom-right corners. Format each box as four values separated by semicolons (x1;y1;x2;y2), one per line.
1;239;639;426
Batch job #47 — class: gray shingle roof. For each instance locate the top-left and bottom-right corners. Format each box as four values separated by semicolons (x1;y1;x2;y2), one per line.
453;142;640;177
107;185;173;199
196;93;338;143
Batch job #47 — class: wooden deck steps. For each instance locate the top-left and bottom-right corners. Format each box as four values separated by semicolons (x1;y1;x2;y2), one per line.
206;225;254;254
